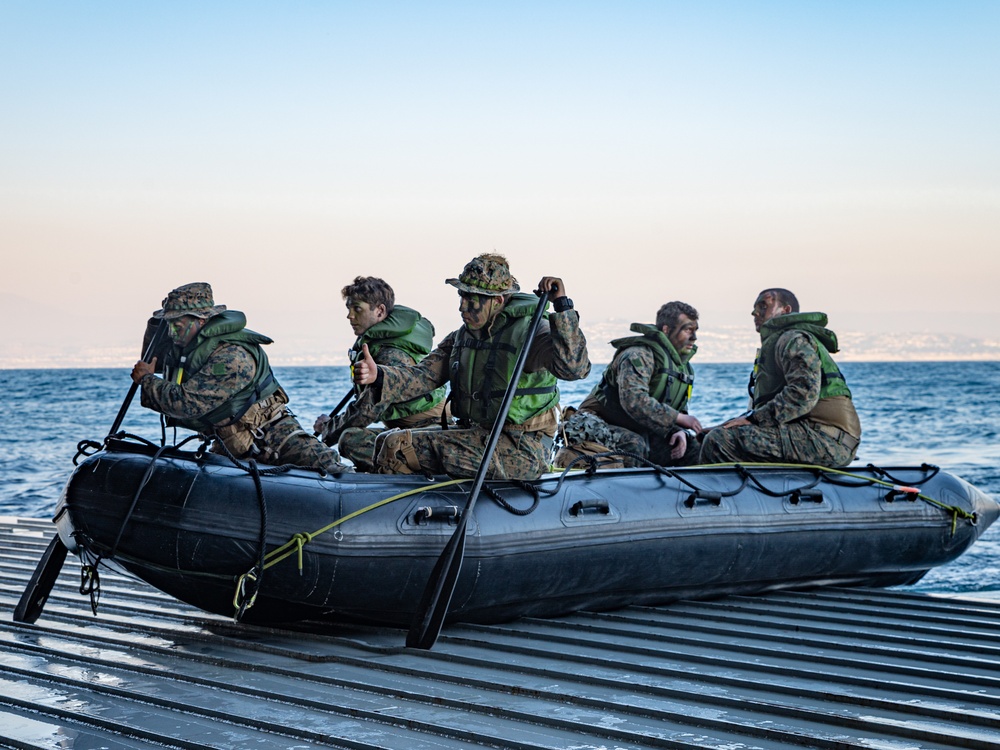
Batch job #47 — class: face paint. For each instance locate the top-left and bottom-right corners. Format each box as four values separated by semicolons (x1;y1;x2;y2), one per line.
458;291;498;330
168;316;201;345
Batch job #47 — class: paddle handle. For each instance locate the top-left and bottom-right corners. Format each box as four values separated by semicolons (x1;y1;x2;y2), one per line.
107;318;168;439
314;387;355;437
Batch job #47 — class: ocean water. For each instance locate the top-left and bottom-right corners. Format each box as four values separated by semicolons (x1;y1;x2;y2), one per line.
2;362;999;598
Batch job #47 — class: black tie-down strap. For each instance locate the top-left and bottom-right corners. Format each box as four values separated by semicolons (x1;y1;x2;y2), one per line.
483;481;540;516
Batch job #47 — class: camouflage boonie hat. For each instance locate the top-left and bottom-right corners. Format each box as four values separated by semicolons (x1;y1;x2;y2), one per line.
446;254;520;297
152;282;227;320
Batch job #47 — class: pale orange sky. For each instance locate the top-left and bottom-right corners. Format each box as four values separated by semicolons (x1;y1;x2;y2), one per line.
3;2;998;368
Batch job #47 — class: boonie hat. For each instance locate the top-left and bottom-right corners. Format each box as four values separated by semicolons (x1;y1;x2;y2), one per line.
152;282;227;320
445;254;520;297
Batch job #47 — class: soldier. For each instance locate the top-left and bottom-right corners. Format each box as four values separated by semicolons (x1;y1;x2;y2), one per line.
700;288;861;467
350;254;591;480
131;282;350;474
313;276;448;472
557;301;704;468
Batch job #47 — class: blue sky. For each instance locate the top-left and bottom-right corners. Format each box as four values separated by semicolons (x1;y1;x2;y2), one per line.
2;2;998;365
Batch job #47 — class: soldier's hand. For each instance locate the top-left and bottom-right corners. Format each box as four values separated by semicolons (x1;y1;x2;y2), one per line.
676;413;703;434
721;416;752;429
536;277;564;298
669;430;688;460
313;414;330;436
352;343;378;385
131;357;156;384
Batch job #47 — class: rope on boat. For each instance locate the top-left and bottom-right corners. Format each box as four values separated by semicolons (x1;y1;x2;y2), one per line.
551;450;976;533
232;459;268;621
698;461;977;533
259;479;471;573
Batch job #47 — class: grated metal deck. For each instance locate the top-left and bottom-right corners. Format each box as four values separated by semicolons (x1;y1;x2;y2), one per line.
2;516;999;749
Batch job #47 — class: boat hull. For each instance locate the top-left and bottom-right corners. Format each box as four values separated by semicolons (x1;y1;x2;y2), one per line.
55;440;999;626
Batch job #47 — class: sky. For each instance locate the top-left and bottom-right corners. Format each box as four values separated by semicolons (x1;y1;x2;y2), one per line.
2;1;998;367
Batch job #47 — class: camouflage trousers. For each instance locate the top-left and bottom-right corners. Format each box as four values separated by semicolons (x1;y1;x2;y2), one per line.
338;426;382;472
699;420;856;468
373;425;548;480
560;410;699;468
339;412;445;472
223;411;350;474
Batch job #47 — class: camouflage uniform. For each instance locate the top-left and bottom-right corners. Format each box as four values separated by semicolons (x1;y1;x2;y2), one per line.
700;327;860;467
359;255;590;481
366;313;589;480
329;346;446;472
138;283;348;474
564;345;699;467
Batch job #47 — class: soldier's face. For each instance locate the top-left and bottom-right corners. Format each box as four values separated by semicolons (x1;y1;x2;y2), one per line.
459;291;502;331
752;293;790;332
667;314;698;355
167;315;203;346
345;298;387;336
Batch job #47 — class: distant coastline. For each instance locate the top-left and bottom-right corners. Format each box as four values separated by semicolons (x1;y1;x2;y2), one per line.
2;321;998;369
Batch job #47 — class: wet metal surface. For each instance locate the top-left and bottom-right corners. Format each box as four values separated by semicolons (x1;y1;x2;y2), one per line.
2;516;1000;749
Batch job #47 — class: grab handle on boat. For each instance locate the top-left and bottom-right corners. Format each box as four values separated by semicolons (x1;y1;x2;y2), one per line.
789;489;824;505
884;486;920;503
569;498;610;516
684;490;722;508
413;505;460;525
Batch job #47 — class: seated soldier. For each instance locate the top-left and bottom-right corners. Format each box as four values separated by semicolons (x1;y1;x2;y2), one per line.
700;288;861;467
557;301;704;468
132;282;349;473
350;253;591;481
314;276;447;472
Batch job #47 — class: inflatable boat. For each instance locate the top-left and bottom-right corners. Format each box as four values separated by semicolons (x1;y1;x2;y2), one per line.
53;436;998;628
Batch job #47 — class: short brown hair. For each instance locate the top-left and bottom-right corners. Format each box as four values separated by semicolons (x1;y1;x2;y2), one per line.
341;276;395;314
656;301;698;330
758;288;799;313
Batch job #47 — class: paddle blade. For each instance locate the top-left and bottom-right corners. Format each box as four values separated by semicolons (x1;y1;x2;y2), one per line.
14;536;69;624
406;524;468;649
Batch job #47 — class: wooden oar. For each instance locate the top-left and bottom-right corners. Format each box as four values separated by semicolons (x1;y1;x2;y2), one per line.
406;288;551;650
14;318;168;624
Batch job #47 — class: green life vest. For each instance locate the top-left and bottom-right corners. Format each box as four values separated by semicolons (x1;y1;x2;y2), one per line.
752;312;852;407
591;322;695;434
163;310;281;431
449;293;559;426
354;305;446;423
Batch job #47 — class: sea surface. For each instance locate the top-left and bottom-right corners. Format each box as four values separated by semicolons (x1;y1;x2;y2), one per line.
2;362;999;599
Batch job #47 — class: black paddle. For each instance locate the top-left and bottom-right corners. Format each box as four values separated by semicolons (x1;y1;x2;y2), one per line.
12;535;68;623
406;287;552;650
108;318;168;440
313;387;355;437
14;318;168;624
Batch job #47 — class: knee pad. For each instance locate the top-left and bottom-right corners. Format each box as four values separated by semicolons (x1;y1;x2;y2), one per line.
374;430;421;474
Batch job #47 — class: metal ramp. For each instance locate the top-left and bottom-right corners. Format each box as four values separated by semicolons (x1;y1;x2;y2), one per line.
2;516;999;749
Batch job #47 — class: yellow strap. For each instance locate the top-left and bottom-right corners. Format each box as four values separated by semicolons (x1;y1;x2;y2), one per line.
261;478;470;572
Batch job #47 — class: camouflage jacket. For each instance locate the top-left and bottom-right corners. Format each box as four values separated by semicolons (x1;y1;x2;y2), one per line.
579;345;685;436
140;343;260;425
751;330;827;427
328;346;423;437
367;309;591;424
